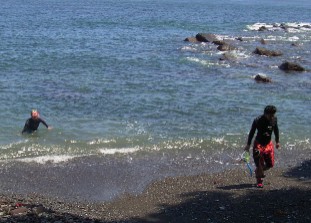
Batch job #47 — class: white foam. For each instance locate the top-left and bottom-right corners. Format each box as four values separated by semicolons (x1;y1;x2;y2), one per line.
211;137;226;144
215;34;230;40
99;147;140;155
15;155;76;164
226;133;241;136
297;138;310;145
288;36;300;41
88;138;117;145
286;23;311;32
223;50;250;59
246;23;275;31
0;140;28;151
246;22;311;33
181;46;198;52
186;57;230;68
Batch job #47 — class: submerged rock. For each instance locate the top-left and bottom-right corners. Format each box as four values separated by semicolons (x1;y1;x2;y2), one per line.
219;53;237;61
254;74;272;83
211;40;237;51
212;40;226;46
302;24;311;29
258;26;268;31
217;43;237;51
236;37;244;41
253;47;282;56
291;43;300;47
279;61;305;72
260;38;267;44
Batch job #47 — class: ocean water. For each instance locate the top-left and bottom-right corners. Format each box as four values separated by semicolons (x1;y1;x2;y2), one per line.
1;0;311;163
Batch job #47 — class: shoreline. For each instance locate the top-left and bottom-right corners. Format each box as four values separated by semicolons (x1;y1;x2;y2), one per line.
1;157;310;222
0;147;308;202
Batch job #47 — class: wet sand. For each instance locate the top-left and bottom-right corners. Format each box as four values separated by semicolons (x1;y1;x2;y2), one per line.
1;152;310;223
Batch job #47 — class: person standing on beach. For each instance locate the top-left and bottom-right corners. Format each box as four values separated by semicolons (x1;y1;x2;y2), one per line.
244;105;280;188
22;109;52;134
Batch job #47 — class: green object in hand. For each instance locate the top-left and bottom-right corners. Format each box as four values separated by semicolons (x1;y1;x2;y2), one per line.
243;151;250;163
242;151;253;177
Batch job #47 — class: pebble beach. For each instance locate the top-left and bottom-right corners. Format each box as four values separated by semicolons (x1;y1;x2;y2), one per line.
1;155;310;223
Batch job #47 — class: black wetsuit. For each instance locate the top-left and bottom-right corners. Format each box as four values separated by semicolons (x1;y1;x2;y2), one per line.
247;114;279;146
22;117;49;134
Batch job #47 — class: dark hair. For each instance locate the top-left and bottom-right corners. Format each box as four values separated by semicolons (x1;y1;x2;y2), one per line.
264;105;277;115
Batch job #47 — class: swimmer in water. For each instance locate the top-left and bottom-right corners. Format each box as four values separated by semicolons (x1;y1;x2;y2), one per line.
22;109;52;134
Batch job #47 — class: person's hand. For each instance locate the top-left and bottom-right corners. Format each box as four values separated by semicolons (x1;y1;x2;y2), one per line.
276;143;280;149
244;145;250;151
48;126;53;130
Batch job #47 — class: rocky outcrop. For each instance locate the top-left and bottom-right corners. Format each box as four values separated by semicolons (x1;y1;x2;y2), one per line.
184;34;236;51
195;33;220;42
255;23;311;32
183;32;308;75
253;47;282;56
279;61;305;72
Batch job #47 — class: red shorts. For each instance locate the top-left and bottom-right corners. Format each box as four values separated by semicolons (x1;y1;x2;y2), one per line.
253;141;275;168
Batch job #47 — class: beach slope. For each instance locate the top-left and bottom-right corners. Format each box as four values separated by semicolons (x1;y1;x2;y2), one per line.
1;160;310;223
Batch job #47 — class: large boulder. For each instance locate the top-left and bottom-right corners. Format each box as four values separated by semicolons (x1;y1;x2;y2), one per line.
253;47;282;56
184;37;200;43
195;33;220;42
279;61;305;72
184;33;220;43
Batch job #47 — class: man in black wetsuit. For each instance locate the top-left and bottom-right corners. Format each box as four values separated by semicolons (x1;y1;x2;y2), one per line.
244;105;280;188
22;110;51;134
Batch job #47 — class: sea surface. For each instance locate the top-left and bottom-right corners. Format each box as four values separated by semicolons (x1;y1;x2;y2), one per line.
0;0;310;201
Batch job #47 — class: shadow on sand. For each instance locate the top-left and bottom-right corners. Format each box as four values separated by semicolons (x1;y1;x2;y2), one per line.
129;160;311;223
286;159;311;181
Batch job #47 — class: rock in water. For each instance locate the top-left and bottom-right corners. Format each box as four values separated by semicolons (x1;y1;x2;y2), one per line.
217;43;237;51
195;33;219;42
254;74;272;83
253;47;282;56
279;61;305;72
